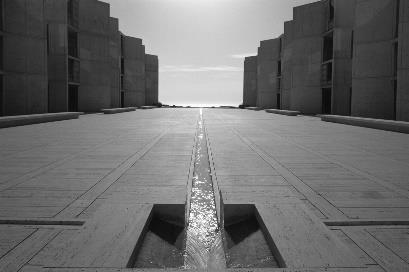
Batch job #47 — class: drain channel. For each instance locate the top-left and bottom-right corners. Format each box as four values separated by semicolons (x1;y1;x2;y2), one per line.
184;109;225;269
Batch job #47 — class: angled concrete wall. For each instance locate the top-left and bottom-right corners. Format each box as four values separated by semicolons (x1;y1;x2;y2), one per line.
243;56;257;107
3;0;48;116
397;0;409;121
289;1;326;114
145;54;159;106
257;39;281;109
281;21;294;110
109;17;121;108
122;36;145;107
352;0;397;120
45;0;69;113
79;0;111;112
331;0;356;115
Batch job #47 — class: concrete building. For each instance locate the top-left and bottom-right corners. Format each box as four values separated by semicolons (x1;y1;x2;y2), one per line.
321;0;356;115
78;0;112;112
145;54;159;106
109;17;121;109
248;0;364;117
120;35;146;107
256;39;282;109
282;2;326;114
1;0;48;116
242;56;258;107
352;0;408;121
45;0;80;112
1;0;158;116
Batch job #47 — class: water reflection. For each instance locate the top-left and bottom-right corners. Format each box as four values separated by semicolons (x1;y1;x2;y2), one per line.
184;109;225;270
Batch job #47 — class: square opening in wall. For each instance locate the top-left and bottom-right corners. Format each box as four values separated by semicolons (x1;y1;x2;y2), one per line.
223;204;283;268
127;204;186;269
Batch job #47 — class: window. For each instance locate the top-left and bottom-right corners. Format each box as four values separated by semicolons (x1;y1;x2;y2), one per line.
323;34;334;62
68;30;78;58
68;85;78;112
321;62;333;84
0;35;3;70
393;42;398;77
0;0;3;31
395;0;400;38
322;88;332;114
0;75;3;116
67;0;79;28
277;61;282;76
68;59;80;83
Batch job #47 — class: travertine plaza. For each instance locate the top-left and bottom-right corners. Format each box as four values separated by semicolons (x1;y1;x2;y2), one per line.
1;0;409;271
0;109;408;271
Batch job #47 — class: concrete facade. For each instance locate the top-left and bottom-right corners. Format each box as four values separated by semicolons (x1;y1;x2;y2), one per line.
2;0;158;116
121;35;146;107
245;0;409;120
322;0;356;115
145;54;159;106
45;0;80;113
78;0;111;112
1;0;48;116
242;56;257;107
352;0;399;120
256;39;281;109
109;17;121;109
285;2;326;114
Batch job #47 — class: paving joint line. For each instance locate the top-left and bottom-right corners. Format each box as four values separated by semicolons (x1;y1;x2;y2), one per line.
54;129;171;219
230;127;347;220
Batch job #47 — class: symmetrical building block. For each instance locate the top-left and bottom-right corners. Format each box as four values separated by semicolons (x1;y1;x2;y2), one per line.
0;0;159;116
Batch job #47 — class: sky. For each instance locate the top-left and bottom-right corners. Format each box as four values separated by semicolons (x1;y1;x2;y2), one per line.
104;0;316;106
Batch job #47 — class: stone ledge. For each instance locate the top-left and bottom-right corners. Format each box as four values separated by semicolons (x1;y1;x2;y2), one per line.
102;107;137;114
0;112;82;129
265;109;300;116
245;107;263;111
140;106;157;110
321;115;409;134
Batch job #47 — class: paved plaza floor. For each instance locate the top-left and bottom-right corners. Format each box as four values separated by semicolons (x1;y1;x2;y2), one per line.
0;109;408;271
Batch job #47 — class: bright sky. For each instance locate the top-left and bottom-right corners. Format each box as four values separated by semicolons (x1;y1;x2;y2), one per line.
104;0;316;106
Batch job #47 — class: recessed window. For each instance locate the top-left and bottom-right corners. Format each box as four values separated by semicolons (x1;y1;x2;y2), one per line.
68;30;78;58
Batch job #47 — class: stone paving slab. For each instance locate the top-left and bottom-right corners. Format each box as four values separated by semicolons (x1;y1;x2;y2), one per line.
0;109;407;271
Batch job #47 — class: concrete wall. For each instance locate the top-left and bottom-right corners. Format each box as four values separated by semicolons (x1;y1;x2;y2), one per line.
331;0;356;115
289;1;326;114
122;36;145;107
79;0;111;112
257;39;281;109
45;0;69;113
109;17;121;108
243;56;257;107
145;54;159;106
352;0;397;120
281;21;294;110
3;0;48;116
397;0;409;121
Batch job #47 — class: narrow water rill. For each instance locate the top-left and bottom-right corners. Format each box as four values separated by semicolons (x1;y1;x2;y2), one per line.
184;109;226;270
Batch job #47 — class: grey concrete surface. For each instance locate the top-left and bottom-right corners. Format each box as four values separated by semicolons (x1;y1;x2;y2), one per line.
321;115;409;134
102;107;137;114
0;109;408;271
0;112;82;128
265;109;300;116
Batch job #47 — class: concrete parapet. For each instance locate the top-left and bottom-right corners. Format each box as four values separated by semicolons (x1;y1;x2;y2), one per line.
102;107;137;114
245;107;262;111
0;112;82;128
265;109;300;116
321;115;409;134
